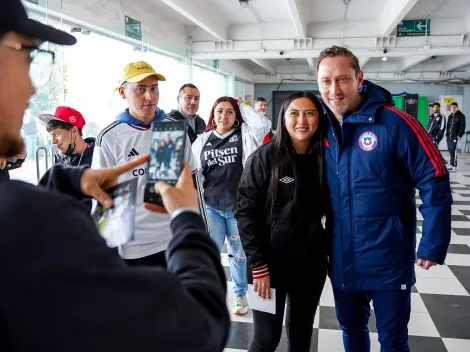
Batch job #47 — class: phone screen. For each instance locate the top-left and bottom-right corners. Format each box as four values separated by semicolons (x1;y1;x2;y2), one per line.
144;121;187;205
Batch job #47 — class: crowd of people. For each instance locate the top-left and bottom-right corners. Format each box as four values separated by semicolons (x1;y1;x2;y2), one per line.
0;0;454;351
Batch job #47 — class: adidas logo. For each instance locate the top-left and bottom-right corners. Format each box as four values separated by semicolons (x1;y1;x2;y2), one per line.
128;148;140;157
279;176;294;184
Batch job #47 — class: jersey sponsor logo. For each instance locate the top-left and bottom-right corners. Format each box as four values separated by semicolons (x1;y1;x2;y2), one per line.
279;176;294;184
358;131;378;152
128;148;140;157
229;135;238;143
132;167;148;177
203;147;238;167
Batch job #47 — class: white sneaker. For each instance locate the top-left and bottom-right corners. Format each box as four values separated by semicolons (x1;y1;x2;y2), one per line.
233;295;249;315
447;165;455;172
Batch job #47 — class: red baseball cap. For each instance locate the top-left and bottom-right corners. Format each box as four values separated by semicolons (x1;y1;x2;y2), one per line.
38;106;86;130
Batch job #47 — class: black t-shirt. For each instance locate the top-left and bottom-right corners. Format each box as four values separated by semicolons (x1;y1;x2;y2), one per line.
201;129;243;211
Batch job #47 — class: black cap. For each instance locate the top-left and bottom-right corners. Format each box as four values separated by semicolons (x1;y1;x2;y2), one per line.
1;0;77;45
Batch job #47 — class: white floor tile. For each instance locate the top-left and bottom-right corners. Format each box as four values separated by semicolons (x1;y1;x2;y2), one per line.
415;277;469;296
451;221;470;228
444;253;470;267
408;312;440;337
442;338;470;352
410;293;428;313
450;231;470;245
415;264;457;279
221;253;229;267
319;284;336;307
224;349;246;352
317;329;346;352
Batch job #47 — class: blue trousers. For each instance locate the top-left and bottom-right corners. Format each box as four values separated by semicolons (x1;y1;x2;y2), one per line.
332;284;411;352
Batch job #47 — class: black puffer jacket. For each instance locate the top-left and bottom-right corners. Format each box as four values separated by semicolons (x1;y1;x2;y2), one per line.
53;137;95;167
0;158;25;183
235;141;329;283
166;110;206;144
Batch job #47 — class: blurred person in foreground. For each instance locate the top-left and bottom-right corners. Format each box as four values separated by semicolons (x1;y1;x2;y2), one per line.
0;0;230;351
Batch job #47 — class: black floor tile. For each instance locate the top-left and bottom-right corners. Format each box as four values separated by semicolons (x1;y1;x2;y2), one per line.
226;321;253;350
447;244;470;254
450;201;470;206
408;336;448;352
448;265;470;294
222;243;227;253
226;322;319;351
452;228;470;236
411;285;418;293
318;306;377;333
459;209;470;216
318;306;341;330
421;294;470;339
451;215;470;222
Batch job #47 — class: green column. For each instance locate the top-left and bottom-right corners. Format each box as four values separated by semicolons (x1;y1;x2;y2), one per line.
418;96;429;129
392;96;404;110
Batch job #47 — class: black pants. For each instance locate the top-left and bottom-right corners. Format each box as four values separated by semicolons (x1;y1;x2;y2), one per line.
432;140;447;164
248;258;327;352
447;137;458;167
124;251;167;268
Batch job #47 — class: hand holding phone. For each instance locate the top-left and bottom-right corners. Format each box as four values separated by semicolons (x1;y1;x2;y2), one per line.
144;121;187;206
144;162;198;215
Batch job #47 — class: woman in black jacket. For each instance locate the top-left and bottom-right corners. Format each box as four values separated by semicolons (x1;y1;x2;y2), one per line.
235;91;328;352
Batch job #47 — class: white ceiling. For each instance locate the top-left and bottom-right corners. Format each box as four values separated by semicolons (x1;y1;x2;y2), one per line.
157;0;470;83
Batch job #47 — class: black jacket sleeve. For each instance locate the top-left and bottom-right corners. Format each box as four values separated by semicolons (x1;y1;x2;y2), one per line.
437;115;446;140
0;183;230;352
6;157;25;170
38;165;88;200
235;153;269;273
458;113;466;138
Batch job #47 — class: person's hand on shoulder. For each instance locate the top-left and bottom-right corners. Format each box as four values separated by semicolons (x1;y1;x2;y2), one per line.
235;96;244;105
81;155;148;208
144;162;198;215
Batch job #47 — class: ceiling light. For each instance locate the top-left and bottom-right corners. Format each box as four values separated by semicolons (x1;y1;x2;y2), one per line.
382;57;388;61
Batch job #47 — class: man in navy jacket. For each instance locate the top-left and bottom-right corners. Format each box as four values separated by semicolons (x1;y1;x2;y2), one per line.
317;46;452;352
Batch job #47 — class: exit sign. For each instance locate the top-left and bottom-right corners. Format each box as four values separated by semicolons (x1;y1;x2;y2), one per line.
125;16;142;41
397;20;431;36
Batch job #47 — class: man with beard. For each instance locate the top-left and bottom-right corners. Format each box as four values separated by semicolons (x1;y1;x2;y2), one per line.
166;83;206;144
0;0;229;350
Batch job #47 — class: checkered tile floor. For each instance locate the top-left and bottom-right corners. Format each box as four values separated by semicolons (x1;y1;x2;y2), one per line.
222;151;470;352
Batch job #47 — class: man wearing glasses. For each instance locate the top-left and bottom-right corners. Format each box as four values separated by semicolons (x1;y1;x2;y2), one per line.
0;0;230;350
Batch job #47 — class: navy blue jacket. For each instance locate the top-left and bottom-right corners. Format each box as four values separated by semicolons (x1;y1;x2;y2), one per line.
325;81;452;291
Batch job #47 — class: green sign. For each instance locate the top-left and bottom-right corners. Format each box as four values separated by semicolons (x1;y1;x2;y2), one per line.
125;16;142;41
397;20;430;36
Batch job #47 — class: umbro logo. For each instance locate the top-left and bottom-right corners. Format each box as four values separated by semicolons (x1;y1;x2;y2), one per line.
128;148;140;157
279;176;294;184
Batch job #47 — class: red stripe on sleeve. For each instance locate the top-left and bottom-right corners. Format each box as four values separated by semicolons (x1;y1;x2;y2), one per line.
385;106;446;177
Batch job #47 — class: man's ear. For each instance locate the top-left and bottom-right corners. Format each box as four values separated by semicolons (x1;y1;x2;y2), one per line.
118;86;127;99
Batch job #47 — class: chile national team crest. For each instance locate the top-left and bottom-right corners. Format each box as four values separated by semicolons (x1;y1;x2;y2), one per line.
358;131;378;152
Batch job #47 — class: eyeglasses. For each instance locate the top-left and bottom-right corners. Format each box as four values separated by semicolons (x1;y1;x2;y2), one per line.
1;41;56;89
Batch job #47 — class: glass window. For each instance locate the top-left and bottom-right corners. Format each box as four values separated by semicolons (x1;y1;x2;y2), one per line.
193;65;228;122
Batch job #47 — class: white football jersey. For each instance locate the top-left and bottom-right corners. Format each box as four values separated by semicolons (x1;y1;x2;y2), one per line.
92;121;203;259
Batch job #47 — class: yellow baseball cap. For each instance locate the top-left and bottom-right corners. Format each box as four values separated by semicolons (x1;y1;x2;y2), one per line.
118;61;166;88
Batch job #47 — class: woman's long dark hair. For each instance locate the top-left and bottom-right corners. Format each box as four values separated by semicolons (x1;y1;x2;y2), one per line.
268;91;325;217
205;97;245;132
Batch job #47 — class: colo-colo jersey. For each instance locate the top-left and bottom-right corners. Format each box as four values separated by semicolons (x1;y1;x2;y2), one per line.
201;129;243;211
92;109;199;259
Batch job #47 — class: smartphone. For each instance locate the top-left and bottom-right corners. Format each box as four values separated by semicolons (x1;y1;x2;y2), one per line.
92;178;138;248
144;121;187;205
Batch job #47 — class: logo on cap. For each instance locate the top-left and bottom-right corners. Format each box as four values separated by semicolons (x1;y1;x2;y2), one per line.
69;116;76;123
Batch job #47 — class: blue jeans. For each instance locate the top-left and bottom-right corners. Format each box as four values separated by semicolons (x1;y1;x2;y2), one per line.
206;205;247;297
